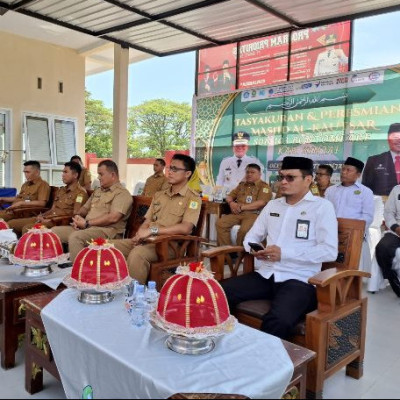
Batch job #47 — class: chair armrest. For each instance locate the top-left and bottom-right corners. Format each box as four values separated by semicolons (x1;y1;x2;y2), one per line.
145;234;206;244
144;235;206;263
201;245;254;281
309;268;371;313
201;245;245;258
309;268;371;287
49;215;72;226
10;206;49;219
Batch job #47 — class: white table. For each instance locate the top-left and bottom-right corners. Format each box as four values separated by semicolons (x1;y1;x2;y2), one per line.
42;289;294;399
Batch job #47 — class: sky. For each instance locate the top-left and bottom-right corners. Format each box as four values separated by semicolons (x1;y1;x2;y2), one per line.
86;11;400;109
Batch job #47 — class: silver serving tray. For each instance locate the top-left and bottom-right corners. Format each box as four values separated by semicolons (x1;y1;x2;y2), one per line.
78;290;114;304
165;334;215;355
20;264;53;277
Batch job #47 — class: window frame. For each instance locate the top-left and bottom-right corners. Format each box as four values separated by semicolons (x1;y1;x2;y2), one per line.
23;112;78;185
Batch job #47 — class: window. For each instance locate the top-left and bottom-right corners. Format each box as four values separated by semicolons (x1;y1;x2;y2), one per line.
0;109;12;187
23;113;77;185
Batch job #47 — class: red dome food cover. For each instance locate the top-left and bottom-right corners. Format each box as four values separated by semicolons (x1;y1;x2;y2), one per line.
0;219;9;230
151;262;236;338
64;237;131;291
9;224;68;265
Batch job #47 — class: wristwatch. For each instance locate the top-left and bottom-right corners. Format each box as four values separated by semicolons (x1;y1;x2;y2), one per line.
150;226;159;236
85;220;91;229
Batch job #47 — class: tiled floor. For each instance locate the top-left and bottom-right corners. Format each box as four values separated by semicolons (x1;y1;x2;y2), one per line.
0;283;398;399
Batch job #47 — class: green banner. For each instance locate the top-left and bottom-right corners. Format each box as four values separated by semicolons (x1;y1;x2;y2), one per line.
195;66;400;186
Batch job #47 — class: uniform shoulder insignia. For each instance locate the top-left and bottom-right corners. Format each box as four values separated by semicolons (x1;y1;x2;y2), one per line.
189;200;199;210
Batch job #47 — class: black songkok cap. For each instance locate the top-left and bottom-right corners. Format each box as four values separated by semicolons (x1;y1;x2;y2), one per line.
281;156;313;171
388;123;400;135
344;157;364;172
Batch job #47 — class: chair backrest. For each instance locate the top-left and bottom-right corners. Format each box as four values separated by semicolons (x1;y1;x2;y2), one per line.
321;218;365;271
46;186;59;208
125;195;153;238
193;201;207;237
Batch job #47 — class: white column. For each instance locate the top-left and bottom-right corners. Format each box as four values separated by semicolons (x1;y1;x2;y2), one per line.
112;44;129;184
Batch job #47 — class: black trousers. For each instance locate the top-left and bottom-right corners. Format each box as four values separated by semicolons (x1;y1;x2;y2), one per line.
221;272;317;340
375;233;400;297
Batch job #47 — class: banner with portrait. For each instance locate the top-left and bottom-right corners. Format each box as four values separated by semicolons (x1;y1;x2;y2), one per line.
197;21;351;95
194;65;400;188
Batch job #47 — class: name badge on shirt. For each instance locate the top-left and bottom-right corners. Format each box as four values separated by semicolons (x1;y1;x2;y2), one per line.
246;195;252;203
270;212;280;217
296;219;310;239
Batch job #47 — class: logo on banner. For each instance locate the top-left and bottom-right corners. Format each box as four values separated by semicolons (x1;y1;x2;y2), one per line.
369;71;380;81
243;91;250;99
301;83;312;90
351;74;364;83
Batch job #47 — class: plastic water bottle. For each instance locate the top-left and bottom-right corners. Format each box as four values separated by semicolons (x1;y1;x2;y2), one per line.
145;281;158;307
123;280;137;315
131;284;146;327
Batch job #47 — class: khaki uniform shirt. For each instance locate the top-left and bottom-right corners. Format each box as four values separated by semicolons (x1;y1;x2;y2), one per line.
16;177;50;203
82;182;133;232
142;172;168;197
50;182;88;217
228;180;272;213
145;185;201;228
315;182;334;198
78;167;92;188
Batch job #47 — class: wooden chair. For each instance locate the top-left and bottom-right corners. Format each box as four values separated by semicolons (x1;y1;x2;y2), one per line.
202;218;370;399
21;289;64;394
125;195;153;239
0;282;53;369
6;186;58;220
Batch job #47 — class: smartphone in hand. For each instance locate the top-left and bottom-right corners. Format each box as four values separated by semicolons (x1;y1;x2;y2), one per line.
248;242;264;252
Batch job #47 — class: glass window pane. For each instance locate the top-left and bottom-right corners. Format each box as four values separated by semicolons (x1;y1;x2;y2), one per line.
52;169;64;187
54;119;76;165
26;116;51;164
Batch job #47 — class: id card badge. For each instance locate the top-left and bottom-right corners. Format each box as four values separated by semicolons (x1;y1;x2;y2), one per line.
246;195;253;203
296;219;310;239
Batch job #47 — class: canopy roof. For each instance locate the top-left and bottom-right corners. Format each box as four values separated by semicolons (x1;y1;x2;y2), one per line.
1;0;399;58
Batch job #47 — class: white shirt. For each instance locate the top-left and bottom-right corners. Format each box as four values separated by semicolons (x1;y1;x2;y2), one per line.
313;48;348;77
325;181;374;228
216;154;264;192
244;192;338;283
383;185;400;231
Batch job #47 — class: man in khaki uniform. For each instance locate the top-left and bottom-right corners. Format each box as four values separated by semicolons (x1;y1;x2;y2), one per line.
314;164;334;197
71;155;92;191
216;164;272;246
52;160;132;261
16;161;88;235
0;160;50;221
142;158;168;197
112;154;201;283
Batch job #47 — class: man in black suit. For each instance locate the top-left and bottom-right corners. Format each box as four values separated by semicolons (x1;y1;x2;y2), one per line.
362;123;400;196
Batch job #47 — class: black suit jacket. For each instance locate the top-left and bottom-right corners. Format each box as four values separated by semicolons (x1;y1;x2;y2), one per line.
362;151;397;196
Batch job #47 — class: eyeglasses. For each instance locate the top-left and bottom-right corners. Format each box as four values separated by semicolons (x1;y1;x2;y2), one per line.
169;166;188;173
277;174;303;182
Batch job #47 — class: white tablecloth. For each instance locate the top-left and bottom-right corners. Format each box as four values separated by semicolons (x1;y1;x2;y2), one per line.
0;258;70;290
42;289;294;399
